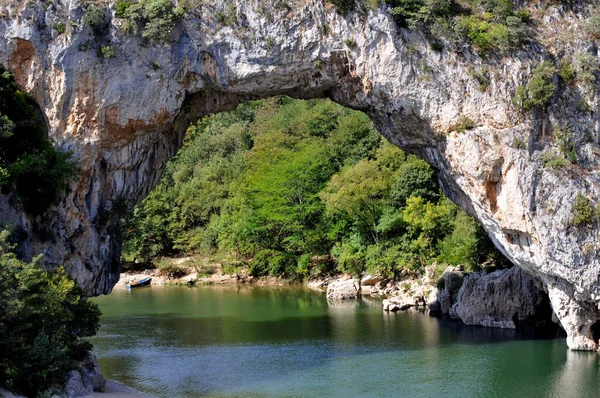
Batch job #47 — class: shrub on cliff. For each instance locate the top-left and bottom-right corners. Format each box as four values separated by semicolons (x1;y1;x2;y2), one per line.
83;4;108;36
571;193;595;226
115;0;184;42
0;229;101;397
513;62;556;111
0;65;78;214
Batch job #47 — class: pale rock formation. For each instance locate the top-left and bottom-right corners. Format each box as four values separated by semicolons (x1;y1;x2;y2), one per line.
327;278;361;300
450;267;549;329
361;274;383;286
427;288;441;313
0;0;600;350
382;278;430;311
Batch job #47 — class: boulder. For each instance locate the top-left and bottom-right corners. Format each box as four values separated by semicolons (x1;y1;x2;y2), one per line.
361;274;383;286
80;353;105;392
64;353;106;397
64;370;88;398
326;279;361;300
436;267;465;314
382;280;428;312
450;267;549;329
427;288;441;312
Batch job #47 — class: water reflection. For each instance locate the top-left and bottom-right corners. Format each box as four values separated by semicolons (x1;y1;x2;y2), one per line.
92;287;595;398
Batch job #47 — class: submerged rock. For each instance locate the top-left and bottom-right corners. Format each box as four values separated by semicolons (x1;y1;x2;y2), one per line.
327;279;361;301
450;267;549;329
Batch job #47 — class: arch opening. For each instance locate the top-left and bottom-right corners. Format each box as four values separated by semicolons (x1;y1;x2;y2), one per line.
118;96;510;286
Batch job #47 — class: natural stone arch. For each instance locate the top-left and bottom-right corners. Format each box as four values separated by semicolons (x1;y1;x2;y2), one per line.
0;0;599;350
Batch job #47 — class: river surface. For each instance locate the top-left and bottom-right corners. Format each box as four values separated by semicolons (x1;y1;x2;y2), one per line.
92;286;600;397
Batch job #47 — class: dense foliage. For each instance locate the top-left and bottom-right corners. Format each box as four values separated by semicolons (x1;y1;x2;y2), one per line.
115;0;184;41
330;0;530;53
123;98;505;279
512;61;557;111
0;229;101;397
0;65;77;214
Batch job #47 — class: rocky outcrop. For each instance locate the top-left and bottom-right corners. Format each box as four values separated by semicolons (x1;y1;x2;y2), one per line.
382;268;435;311
385;266;552;330
450;267;549;329
435;266;465;315
64;353;106;397
1;353;105;398
327;278;361;300
1;1;600;350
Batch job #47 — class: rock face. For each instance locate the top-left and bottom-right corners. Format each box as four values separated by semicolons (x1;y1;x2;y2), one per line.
450;267;549;329
64;353;106;397
1;1;600;350
327;279;361;300
436;267;465;315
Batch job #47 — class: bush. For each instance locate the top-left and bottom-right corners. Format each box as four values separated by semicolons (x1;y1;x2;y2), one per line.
571;193;594;226
558;61;575;85
0;65;78;214
513;62;556;111
215;4;237;26
525;62;556;108
249;249;296;277
554;127;577;163
448;116;475;133
328;0;359;15
344;39;357;48
83;5;107;35
540;152;569;170
454;12;526;52
0;230;101;397
469;67;491;91
574;52;597;87
115;0;132;18
331;236;366;276
116;0;183;42
585;15;600;39
55;22;66;34
99;45;116;59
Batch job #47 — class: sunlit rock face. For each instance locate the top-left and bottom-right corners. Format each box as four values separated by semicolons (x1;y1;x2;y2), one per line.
0;0;599;350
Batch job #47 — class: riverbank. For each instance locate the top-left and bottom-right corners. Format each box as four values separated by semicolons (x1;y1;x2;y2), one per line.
117;256;422;293
118;258;557;332
117;256;303;289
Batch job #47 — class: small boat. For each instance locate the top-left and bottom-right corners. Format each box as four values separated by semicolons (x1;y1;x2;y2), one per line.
126;277;152;289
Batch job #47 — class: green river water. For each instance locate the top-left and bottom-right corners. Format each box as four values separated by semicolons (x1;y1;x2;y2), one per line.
91;286;600;398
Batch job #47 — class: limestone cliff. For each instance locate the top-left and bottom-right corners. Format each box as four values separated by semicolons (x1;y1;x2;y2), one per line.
0;0;599;350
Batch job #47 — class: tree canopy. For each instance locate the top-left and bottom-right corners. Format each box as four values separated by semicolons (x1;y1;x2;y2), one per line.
122;97;506;279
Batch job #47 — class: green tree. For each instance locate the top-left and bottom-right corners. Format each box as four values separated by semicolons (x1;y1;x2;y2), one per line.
0;65;77;214
0;230;101;397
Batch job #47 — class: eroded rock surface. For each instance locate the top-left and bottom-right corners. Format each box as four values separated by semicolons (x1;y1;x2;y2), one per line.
327;278;361;301
64;353;106;397
1;1;600;350
450;267;549;329
436;266;465;315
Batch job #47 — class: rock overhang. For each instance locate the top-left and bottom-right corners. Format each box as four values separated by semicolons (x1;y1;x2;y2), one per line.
0;0;599;350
